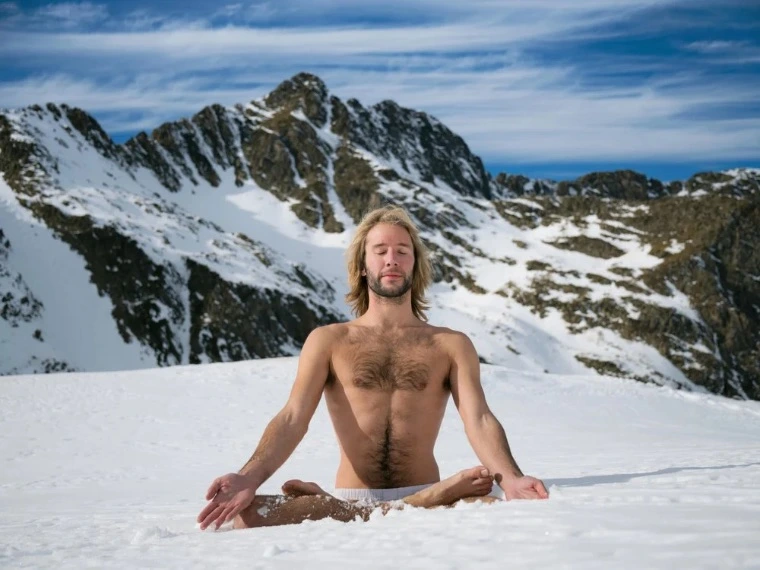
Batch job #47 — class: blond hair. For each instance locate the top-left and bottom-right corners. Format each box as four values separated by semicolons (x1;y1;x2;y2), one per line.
345;205;432;321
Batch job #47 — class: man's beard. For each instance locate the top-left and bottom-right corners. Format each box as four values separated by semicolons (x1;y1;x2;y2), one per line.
367;271;413;300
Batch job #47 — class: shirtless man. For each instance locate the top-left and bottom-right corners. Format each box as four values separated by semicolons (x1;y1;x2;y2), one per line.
197;205;548;531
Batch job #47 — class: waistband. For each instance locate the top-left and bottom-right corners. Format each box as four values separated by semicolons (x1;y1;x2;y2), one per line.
332;483;432;503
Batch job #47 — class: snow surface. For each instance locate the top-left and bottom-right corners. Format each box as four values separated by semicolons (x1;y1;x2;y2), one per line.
2;359;760;569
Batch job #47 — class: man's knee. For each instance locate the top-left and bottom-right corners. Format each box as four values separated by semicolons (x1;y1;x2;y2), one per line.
233;495;287;529
234;494;364;528
456;496;501;506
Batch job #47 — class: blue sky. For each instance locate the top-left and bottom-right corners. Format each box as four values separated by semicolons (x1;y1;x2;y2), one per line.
1;1;758;181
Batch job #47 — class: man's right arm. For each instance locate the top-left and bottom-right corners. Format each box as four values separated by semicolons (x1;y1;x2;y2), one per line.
197;326;334;529
237;325;334;488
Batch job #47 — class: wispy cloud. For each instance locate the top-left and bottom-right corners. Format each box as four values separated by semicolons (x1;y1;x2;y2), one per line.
0;0;757;173
684;40;749;53
35;2;107;22
0;1;108;29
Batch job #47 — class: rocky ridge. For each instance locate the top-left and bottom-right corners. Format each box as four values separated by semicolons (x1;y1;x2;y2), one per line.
0;72;758;399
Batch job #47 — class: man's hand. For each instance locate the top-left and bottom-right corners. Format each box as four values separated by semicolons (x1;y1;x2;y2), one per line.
197;473;258;530
501;475;549;500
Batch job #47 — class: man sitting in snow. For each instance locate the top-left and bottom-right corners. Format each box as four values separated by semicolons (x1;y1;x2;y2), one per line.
198;205;548;530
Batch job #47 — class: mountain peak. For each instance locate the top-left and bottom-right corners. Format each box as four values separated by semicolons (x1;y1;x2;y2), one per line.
264;72;329;127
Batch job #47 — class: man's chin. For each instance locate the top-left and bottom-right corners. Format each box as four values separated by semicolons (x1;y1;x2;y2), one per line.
368;274;413;299
372;284;412;299
376;288;407;299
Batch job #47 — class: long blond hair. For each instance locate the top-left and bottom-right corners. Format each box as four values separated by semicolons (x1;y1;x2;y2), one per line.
345;205;432;321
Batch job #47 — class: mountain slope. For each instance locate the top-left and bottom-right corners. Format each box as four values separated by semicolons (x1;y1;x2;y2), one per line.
0;72;758;399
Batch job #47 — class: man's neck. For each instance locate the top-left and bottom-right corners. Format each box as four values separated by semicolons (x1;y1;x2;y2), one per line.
361;293;419;328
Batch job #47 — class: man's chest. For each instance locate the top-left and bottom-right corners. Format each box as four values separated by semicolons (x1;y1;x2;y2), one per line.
330;332;450;392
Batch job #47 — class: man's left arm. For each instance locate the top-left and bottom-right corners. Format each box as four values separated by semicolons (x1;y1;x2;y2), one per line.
448;332;549;500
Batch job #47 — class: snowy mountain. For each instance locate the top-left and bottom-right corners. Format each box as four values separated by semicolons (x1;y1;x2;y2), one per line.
0;72;758;399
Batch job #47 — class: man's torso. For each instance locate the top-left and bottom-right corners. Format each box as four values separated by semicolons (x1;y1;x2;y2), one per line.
323;322;455;489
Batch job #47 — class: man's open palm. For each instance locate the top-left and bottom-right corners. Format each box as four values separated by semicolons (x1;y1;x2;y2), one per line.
197;473;257;530
503;475;549;500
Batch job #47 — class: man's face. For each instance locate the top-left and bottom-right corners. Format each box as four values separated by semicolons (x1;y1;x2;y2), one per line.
363;223;415;299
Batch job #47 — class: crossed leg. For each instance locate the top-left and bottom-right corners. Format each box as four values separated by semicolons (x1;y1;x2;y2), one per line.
233;466;500;529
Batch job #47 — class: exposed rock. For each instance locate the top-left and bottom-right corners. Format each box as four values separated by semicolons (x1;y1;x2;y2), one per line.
333;144;382;222
493;173;555;197
0;114;42;196
549;236;625;259
0;229;44;327
124;132;182;192
27;201;185;366
60;104;121;162
265;72;329;128
186;259;342;362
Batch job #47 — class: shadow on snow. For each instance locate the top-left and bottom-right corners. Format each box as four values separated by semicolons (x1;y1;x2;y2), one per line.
546;463;760;488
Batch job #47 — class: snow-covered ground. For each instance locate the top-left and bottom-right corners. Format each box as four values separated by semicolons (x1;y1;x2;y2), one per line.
2;359;759;569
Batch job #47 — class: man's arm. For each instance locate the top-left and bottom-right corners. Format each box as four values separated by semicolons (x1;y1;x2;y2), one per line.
197;326;334;529
236;326;333;488
448;332;548;500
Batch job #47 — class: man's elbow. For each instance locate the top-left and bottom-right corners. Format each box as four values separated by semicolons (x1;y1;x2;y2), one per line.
279;406;310;438
462;409;498;434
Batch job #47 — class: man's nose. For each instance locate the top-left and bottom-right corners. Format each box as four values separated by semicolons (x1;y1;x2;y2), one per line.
385;252;399;266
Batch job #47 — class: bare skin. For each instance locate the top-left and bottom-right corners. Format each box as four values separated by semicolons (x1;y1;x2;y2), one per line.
282;465;496;505
232;466;498;529
198;221;548;531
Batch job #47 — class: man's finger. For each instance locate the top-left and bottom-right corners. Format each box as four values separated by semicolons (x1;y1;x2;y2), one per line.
216;506;236;529
199;505;225;531
200;505;224;531
228;496;254;522
197;501;218;523
535;480;549;499
205;478;222;500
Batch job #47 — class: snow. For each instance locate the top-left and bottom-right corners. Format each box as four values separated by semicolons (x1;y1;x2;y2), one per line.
723;167;760;179
1;359;759;569
0;177;153;373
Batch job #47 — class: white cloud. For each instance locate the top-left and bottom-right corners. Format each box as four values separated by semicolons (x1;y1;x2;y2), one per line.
220;3;244;15
0;0;756;166
0;22;575;59
32;2;108;28
120;9;168;32
243;2;278;23
34;2;107;21
0;1;108;29
685;40;748;53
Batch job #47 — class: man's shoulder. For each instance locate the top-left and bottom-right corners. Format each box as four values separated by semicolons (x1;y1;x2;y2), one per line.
427;324;471;342
426;325;476;355
309;322;351;343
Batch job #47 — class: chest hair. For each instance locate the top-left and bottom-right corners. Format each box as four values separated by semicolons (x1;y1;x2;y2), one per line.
348;330;438;392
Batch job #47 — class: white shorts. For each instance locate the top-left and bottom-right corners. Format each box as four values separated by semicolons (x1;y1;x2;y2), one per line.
332;484;433;503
